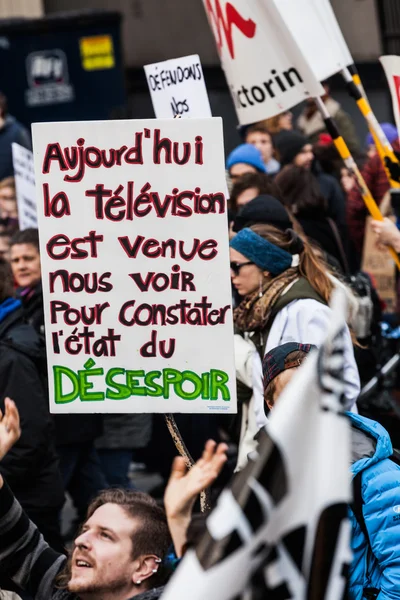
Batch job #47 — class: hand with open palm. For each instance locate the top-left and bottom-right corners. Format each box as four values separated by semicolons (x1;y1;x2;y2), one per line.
0;398;21;489
0;398;20;463
164;439;228;557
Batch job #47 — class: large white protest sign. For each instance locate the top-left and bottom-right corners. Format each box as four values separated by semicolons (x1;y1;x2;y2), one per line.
12;143;37;230
380;56;400;137
163;289;351;599
202;0;323;125
269;0;352;82
144;55;212;119
32;118;236;414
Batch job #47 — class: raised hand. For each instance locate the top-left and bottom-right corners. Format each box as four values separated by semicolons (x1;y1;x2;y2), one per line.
164;440;228;557
0;398;21;462
371;218;400;252
164;439;228;520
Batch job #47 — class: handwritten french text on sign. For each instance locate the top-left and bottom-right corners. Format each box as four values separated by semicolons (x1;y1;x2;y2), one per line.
144;55;212;119
202;0;323;125
32;118;236;414
12;143;37;230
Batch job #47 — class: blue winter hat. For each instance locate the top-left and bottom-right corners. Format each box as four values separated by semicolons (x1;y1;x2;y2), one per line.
226;143;267;173
366;123;398;146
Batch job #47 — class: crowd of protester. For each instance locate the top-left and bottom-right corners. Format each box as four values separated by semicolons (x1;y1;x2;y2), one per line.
1;82;400;600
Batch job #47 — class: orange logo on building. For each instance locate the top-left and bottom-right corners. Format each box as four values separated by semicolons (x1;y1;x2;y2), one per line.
205;0;256;59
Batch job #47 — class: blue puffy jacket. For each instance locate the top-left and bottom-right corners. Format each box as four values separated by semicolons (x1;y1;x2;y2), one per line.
348;412;400;599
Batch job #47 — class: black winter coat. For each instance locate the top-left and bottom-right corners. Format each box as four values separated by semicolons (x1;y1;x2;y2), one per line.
0;305;64;511
17;283;103;446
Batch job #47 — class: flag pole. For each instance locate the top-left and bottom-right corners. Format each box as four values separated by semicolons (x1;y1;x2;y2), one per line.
341;66;400;189
314;95;400;269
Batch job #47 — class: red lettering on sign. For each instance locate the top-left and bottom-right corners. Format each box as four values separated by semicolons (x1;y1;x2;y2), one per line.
204;0;256;59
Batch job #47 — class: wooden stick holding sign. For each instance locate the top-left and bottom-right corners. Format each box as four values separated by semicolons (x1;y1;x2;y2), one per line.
160;115;212;515
314;96;400;270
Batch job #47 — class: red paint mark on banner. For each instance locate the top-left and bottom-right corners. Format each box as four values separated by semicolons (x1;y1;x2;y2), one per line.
393;75;400;112
204;0;256;59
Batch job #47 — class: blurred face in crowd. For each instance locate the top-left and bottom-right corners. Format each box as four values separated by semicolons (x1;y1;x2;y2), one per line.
293;144;314;169
230;163;257;183
0;235;10;261
236;187;259;210
367;144;377;160
340;167;355;193
278;111;293;131
266;369;297;411
0;185;17;219
246;131;273;163
69;503;142;598
10;243;41;288
230;247;268;296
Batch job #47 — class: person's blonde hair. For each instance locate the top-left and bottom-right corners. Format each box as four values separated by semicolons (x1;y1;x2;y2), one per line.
256;113;288;135
250;223;334;303
0;176;15;192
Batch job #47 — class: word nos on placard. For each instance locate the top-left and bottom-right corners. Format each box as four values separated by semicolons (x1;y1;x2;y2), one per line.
42;128;204;182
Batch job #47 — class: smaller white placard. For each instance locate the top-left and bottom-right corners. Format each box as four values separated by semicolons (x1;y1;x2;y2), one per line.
12;143;37;230
144;54;212;119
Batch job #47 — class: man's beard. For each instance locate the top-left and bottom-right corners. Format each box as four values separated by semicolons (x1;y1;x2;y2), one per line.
68;577;130;596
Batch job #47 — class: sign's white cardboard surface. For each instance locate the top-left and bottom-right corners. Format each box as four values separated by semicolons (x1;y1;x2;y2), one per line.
12;143;37;230
32;118;236;414
144;54;212;119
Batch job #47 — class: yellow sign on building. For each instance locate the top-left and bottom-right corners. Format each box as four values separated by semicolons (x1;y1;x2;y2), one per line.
80;35;115;71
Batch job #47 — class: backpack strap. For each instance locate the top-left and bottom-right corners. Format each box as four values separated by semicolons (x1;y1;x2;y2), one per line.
351;471;368;540
326;217;350;275
390;448;400;465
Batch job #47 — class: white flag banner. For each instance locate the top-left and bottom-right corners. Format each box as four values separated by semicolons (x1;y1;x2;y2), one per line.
162;289;352;599
314;0;353;70
202;0;323;125
144;55;212;119
380;56;400;137
269;0;352;82
32;117;236;415
12;143;37;230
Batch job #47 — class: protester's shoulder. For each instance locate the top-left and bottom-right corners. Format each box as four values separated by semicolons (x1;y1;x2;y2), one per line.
285;296;329;313
4;115;29;138
0;309;44;360
279;298;331;329
362;455;400;493
134;587;165;600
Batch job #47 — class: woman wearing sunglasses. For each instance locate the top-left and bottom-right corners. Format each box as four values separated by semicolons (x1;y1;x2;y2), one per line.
230;221;360;422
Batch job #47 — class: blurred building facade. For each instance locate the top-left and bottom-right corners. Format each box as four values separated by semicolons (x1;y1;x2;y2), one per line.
0;0;397;150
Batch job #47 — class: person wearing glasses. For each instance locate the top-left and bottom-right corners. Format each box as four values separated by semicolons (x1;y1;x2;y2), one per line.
230;216;360;427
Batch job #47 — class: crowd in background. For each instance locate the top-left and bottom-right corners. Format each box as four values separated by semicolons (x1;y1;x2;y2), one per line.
1;78;400;600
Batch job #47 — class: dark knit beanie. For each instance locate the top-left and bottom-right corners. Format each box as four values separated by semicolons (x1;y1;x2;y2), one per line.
232;195;292;233
262;342;316;390
274;130;309;167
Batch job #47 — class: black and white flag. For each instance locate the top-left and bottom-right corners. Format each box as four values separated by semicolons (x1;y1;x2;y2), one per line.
162;289;352;600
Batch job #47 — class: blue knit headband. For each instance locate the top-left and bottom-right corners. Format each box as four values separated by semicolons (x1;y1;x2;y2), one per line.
230;228;297;276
